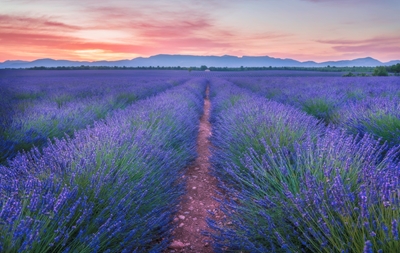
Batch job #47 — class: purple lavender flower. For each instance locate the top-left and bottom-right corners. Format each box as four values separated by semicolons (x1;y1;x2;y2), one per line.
393;219;398;240
363;240;373;253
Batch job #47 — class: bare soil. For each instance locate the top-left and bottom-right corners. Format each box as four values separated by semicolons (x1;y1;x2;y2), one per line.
168;85;222;253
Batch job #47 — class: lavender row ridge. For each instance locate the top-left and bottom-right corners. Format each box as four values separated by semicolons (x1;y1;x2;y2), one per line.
0;77;207;252
231;76;400;148
208;78;399;252
0;71;189;163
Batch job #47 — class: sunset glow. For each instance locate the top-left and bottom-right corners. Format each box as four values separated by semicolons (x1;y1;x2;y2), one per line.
1;0;399;62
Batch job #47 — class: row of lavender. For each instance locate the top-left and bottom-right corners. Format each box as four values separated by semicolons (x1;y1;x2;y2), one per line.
0;71;187;163
231;76;400;147
0;78;207;252
208;78;399;252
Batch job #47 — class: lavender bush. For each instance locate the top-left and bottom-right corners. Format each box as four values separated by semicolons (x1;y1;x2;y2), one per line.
0;77;206;252
208;79;400;252
338;96;400;147
231;76;400;144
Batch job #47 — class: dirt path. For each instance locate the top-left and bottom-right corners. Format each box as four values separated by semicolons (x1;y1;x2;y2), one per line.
168;85;222;253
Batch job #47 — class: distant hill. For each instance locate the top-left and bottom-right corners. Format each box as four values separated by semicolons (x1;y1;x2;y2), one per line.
0;55;399;69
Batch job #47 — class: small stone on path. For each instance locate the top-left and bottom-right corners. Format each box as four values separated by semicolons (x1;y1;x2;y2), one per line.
169;240;185;249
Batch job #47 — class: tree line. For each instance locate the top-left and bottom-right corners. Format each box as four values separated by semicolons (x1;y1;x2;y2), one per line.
371;63;400;76
14;63;400;75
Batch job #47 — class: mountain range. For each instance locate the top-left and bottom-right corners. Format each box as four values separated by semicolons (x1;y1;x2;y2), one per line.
1;55;399;69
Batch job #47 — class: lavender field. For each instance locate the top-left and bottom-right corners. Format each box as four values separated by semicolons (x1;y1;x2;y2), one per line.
0;70;399;252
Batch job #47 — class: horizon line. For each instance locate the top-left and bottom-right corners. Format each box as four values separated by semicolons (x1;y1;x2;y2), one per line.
2;54;400;64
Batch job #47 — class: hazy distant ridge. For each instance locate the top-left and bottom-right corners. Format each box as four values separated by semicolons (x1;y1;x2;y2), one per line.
1;55;399;69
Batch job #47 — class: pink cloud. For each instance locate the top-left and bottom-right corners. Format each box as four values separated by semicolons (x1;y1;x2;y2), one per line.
316;36;400;55
316;36;400;45
135;19;212;38
333;44;400;54
0;14;80;31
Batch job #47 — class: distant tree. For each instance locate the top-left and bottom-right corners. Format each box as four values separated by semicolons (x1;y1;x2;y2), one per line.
388;63;400;73
343;72;356;77
200;65;208;71
188;67;192;73
395;64;400;73
372;66;388;76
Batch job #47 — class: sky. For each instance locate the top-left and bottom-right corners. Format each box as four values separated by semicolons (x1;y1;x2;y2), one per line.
1;0;399;62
